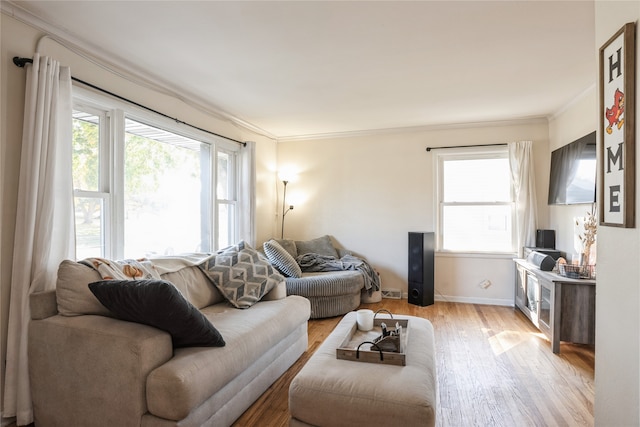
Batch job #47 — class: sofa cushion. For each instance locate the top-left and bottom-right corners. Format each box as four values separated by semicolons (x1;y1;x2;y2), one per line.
295;235;339;258
145;295;311;421
56;260;111;317
159;266;224;309
264;239;302;278
88;279;225;348
199;241;284;309
274;238;297;258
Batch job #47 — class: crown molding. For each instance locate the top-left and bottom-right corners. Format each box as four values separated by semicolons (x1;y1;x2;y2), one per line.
548;83;597;121
277;116;549;143
2;1;277;142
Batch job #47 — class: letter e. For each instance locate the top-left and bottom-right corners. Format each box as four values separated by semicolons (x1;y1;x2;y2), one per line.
609;185;621;212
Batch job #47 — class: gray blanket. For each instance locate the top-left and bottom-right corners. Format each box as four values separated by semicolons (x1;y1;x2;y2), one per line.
296;253;380;293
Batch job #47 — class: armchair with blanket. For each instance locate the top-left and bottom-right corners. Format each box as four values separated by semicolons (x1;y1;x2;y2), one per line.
262;235;380;318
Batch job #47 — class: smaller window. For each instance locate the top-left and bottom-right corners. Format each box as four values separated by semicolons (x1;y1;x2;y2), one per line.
72;107;110;259
216;150;237;249
436;148;515;253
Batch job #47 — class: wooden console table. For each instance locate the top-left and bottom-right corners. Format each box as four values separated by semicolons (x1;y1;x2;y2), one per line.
514;258;596;354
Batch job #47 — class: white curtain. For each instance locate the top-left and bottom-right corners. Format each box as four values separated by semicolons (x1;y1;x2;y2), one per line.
508;141;537;257
3;54;75;425
238;140;256;247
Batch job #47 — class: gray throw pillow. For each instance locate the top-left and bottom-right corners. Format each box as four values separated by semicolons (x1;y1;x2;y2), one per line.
199;241;284;309
295;235;339;258
264;239;303;278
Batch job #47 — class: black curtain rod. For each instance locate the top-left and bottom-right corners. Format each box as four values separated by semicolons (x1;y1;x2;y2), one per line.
13;56;246;147
426;143;507;152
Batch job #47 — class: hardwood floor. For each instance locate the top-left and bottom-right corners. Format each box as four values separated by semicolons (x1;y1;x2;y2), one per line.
233;299;594;427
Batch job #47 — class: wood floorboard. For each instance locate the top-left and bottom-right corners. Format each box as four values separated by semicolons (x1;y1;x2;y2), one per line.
233;299;594;427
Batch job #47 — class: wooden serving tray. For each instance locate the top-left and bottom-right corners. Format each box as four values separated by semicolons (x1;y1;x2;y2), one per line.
336;317;409;366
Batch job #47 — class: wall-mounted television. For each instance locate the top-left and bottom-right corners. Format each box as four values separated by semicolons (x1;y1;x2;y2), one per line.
548;131;597;205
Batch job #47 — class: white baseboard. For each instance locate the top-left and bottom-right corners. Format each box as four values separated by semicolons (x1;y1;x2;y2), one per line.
383;289;514;307
434;294;513;307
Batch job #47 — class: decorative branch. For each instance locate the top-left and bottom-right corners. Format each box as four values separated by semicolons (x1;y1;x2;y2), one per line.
576;204;597;263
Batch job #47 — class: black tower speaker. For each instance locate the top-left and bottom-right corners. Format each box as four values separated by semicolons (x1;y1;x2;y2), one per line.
408;232;435;307
535;229;556;249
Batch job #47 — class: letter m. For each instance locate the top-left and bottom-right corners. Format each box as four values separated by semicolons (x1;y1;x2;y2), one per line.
607;142;624;173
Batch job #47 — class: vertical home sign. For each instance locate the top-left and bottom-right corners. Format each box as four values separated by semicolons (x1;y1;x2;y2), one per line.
599;22;636;227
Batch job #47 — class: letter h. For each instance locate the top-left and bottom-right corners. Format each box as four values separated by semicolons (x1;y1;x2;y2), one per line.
609;48;622;83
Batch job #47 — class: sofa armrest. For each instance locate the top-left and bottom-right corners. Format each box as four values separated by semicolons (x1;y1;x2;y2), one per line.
29;314;173;426
30;289;57;319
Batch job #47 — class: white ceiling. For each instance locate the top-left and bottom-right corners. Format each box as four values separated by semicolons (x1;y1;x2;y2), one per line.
8;1;596;140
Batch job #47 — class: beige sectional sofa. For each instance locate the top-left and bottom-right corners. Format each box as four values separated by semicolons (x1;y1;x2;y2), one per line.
29;246;311;427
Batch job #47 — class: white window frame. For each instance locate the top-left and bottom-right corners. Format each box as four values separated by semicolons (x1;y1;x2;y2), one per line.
433;145;516;255
214;147;238;249
72;85;240;259
72;102;113;257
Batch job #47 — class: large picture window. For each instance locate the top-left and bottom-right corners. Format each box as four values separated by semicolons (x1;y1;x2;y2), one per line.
436;147;515;253
72;87;240;260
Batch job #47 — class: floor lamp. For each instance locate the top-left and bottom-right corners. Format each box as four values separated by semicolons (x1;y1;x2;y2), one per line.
281;180;294;238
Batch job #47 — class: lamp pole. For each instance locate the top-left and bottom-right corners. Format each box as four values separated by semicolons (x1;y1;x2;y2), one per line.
281;181;288;238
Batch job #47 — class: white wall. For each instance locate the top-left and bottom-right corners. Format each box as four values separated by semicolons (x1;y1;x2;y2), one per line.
594;2;640;425
548;86;598;258
276;120;550;306
0;12;278;417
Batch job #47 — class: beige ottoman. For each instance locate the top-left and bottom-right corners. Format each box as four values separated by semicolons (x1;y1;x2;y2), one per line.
289;312;437;426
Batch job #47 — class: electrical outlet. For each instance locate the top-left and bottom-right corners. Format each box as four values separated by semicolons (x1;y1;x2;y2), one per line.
478;279;492;289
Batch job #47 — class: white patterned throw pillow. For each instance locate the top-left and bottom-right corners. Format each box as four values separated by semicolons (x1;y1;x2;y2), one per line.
263;239;303;278
198;241;285;309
